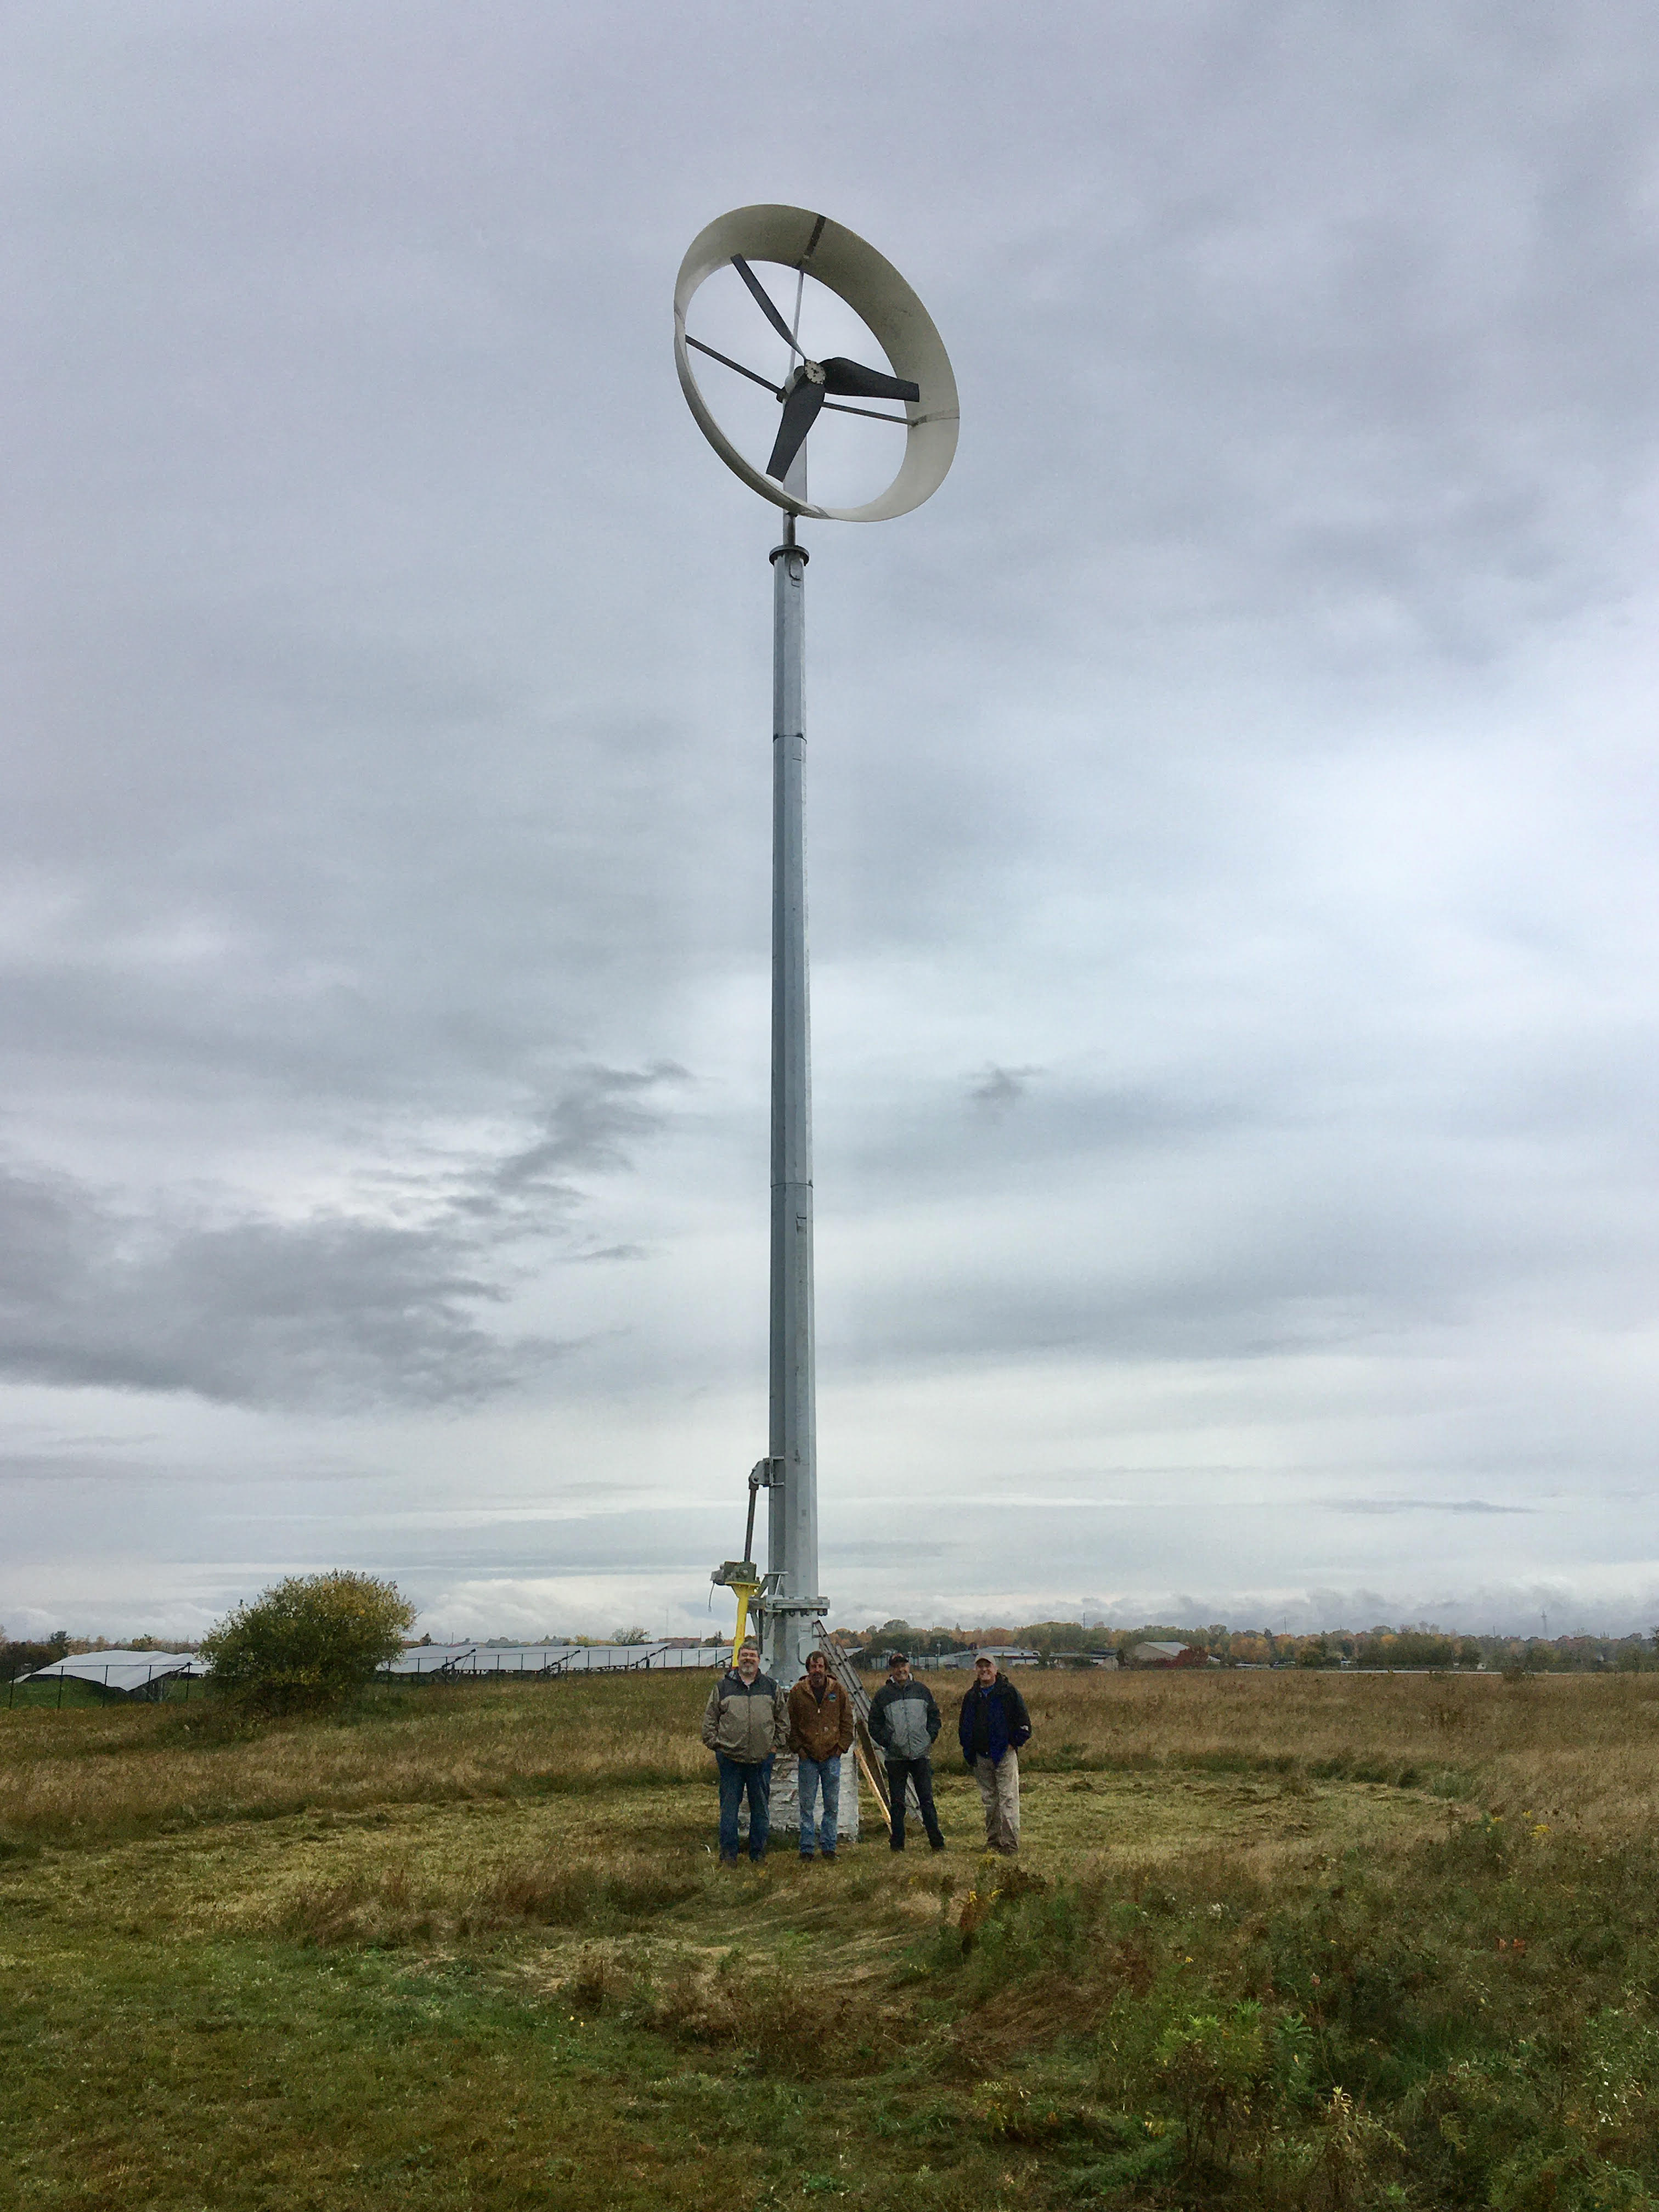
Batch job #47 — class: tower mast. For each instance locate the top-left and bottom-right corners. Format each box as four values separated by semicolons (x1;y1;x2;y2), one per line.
765;514;822;1685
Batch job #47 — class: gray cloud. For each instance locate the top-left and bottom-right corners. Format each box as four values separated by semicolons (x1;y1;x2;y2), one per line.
478;1063;686;1206
0;1156;536;1409
5;2;1659;1632
0;1062;678;1409
1320;1498;1536;1518
969;1064;1043;1114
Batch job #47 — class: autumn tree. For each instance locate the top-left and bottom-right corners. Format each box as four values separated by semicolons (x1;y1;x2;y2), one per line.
201;1571;414;1716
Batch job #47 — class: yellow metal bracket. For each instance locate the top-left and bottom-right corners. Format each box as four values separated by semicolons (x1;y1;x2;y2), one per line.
710;1458;781;1667
710;1559;763;1667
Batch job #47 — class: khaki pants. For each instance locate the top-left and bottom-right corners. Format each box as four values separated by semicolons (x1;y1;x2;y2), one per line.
972;1748;1020;1851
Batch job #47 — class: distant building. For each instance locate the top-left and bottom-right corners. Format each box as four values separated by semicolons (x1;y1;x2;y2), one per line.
1127;1640;1215;1668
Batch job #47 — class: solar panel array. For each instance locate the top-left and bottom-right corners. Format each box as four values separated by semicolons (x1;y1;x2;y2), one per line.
20;1650;204;1694
17;1640;726;1701
382;1641;724;1679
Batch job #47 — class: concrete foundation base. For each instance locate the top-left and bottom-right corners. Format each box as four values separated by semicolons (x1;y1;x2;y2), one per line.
737;1751;860;1843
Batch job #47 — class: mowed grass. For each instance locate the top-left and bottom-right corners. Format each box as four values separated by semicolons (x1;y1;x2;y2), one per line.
4;1669;1658;2209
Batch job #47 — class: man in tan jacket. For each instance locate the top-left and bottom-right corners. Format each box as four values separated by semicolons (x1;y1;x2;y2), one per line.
701;1639;790;1864
786;1647;855;1860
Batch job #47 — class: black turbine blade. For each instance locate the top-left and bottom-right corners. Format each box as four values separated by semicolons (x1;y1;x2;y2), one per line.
732;256;799;349
820;357;921;404
766;379;826;481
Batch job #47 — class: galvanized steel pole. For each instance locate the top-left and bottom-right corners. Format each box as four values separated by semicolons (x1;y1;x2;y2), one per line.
766;522;819;1686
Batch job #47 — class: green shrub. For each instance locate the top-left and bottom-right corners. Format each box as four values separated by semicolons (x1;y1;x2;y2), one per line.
200;1570;413;1716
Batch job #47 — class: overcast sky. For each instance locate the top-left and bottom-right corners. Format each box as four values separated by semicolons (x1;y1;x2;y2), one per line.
5;2;1659;1643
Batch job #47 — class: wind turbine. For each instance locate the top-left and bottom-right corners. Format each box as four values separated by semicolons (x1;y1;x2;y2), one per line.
674;207;958;1686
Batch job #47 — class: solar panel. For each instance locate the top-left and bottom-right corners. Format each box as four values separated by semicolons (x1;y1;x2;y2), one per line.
21;1650;200;1694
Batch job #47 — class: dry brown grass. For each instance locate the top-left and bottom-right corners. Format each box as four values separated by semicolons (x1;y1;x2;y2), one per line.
4;1665;1657;1855
0;1671;711;1845
276;1848;702;1949
1009;1665;1659;1828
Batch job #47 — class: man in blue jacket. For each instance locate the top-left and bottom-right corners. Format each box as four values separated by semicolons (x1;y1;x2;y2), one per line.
867;1651;946;1852
957;1652;1032;1853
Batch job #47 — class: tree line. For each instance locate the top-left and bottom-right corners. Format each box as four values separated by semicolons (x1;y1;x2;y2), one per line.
835;1617;1659;1671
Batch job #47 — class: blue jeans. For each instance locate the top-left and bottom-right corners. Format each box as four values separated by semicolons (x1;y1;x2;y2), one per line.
716;1753;774;1860
797;1754;841;1855
884;1756;944;1849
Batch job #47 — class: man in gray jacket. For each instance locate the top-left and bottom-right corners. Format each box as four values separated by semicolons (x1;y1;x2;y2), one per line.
701;1639;790;1864
867;1651;946;1852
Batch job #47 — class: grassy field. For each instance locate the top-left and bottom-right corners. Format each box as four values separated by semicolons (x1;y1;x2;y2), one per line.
3;1668;1658;2209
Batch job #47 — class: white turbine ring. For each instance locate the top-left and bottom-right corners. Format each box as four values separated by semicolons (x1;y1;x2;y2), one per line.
674;204;960;523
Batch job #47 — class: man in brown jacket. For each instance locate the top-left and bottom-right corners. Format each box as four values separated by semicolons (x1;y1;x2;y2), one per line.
786;1647;855;1860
